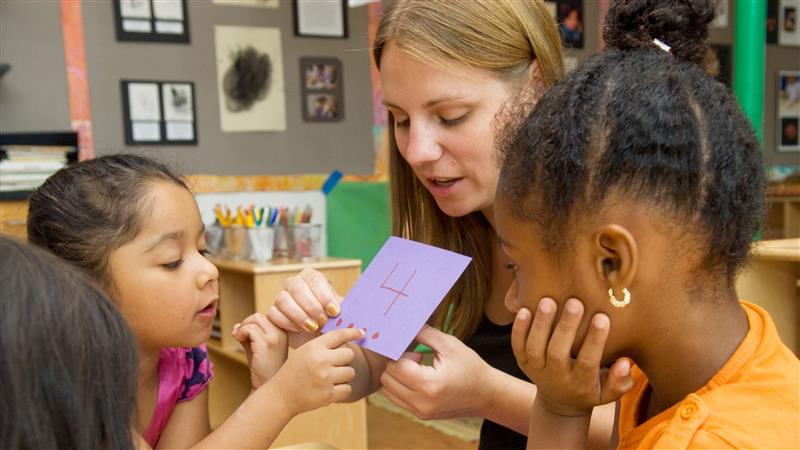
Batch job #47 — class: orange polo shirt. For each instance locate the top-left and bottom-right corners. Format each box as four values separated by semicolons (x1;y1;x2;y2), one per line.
617;301;799;449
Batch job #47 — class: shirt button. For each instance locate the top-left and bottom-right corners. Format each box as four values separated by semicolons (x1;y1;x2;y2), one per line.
680;403;696;419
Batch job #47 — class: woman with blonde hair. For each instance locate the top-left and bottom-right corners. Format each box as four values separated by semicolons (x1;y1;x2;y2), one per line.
268;1;619;447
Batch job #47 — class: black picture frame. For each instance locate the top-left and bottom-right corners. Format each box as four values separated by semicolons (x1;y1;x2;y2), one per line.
120;80;198;146
113;0;190;44
556;0;584;49
293;0;348;39
300;57;344;122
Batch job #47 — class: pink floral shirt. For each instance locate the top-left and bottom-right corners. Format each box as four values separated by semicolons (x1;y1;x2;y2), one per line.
143;344;213;448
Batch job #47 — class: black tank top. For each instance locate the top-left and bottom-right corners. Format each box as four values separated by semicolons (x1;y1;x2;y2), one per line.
463;314;529;450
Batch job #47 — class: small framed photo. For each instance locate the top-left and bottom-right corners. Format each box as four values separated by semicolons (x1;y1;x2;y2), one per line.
779;0;800;46
113;0;190;44
777;71;800;151
300;57;343;122
293;0;348;39
556;0;584;48
121;80;197;145
708;44;732;87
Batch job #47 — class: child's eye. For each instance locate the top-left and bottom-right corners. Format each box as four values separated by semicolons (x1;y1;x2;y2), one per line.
505;262;518;272
162;259;184;270
199;249;210;257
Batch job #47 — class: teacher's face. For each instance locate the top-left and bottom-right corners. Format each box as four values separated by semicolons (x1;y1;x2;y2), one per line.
380;42;517;217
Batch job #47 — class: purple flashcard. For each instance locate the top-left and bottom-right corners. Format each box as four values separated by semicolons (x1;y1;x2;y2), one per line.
321;236;471;360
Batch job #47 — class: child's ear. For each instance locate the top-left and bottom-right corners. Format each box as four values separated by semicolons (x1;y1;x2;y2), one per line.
592;224;638;293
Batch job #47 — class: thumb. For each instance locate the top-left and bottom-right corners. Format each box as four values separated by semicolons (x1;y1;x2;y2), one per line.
398;351;424;364
413;325;454;352
601;357;635;403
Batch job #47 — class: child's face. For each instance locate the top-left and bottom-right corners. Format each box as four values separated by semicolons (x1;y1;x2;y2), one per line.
494;197;626;365
107;181;219;351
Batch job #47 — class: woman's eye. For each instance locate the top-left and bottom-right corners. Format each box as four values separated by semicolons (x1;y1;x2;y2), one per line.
504;262;518;272
394;117;410;129
440;113;468;127
199;249;210;257
162;259;184;270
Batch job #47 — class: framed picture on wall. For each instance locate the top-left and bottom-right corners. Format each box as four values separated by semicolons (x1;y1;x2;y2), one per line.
778;0;800;46
121;80;197;145
708;44;732;87
556;0;584;48
113;0;190;43
777;71;800;151
293;0;348;39
300;57;344;122
711;0;729;28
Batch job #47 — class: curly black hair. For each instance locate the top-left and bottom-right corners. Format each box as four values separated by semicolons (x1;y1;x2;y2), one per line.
498;0;764;280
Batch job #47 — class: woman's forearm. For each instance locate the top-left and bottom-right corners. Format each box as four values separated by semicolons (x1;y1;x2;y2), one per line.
479;366;537;435
344;343;387;402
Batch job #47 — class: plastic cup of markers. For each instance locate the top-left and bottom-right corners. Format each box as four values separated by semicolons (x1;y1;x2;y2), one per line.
247;227;274;262
273;224;292;258
204;223;225;256
292;223;322;261
225;225;248;260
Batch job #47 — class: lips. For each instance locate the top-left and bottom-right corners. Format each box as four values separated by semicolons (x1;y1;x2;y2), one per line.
430;177;461;187
197;299;218;317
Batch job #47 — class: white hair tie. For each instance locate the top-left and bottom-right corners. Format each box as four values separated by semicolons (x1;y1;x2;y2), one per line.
653;38;671;53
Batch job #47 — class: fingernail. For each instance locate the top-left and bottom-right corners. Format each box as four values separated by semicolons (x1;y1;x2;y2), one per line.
303;318;319;333
317;313;329;327
326;302;341;317
565;298;581;315
538;299;553;314
232;323;241;334
619;358;631;376
594;314;609;330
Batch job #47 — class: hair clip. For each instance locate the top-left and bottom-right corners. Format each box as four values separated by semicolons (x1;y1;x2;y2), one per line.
652;38;671;53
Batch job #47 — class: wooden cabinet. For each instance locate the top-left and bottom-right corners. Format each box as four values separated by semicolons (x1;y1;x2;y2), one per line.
0;200;28;239
206;256;367;449
736;239;800;355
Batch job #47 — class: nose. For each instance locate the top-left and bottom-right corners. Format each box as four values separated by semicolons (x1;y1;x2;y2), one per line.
504;278;522;313
197;255;220;290
401;121;443;167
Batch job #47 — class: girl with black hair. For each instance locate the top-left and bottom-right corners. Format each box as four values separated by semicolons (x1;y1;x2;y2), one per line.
0;237;138;450
495;0;799;448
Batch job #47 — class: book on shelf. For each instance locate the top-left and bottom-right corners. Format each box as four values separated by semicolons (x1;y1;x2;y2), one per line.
0;144;75;194
0;159;67;173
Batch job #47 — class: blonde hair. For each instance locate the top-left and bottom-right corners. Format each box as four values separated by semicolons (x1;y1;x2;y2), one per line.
374;0;565;340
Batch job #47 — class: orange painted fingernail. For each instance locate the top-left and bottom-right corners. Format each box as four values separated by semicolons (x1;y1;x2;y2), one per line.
317;313;329;326
303;318;319;333
326;302;341;317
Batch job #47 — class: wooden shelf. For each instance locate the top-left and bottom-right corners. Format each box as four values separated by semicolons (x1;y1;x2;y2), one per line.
209;256;361;274
751;239;800;262
206;338;247;365
206;255;366;449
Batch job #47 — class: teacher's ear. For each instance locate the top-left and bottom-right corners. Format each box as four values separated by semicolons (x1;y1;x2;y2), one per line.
527;60;546;92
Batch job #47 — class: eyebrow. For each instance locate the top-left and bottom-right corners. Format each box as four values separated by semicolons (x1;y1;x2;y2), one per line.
144;231;184;254
383;96;468;110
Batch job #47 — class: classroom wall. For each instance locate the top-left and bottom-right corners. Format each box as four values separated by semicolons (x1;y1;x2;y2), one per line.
1;0;375;175
0;1;797;169
0;1;72;133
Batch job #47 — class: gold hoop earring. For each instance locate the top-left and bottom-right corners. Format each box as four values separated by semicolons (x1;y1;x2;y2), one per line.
608;288;630;308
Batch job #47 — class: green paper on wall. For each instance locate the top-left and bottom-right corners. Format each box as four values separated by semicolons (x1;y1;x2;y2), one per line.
326;181;391;269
